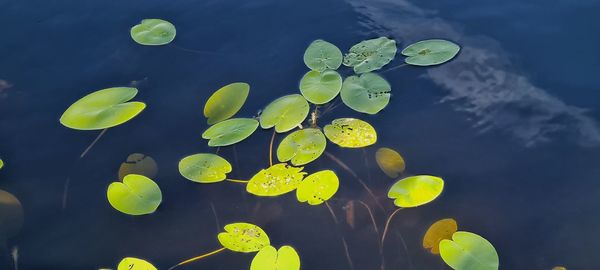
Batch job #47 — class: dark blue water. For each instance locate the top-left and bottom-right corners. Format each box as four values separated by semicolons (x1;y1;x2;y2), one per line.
1;0;599;269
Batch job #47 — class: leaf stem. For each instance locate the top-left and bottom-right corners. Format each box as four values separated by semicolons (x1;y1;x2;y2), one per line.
168;247;226;270
225;179;249;184
380;207;403;270
325;201;355;270
80;128;108;158
269;129;276;166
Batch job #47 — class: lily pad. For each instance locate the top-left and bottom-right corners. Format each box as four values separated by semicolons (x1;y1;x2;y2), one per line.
402;39;460;66
303;39;343;71
118;153;158;180
0;189;24;241
60;87;146;130
324;118;377;148
343;37;397;74
296;170;339;205
202;118;259;147
179;153;232;183
375;147;405;178
130;19;176;46
247;164;307;196
251;246;301;270
260;95;309;133
204;82;250;125
0;158;3;170
341;73;391;114
299;70;342;105
440;231;499;270
423;218;458;254
277;128;326;166
218;222;270;253
117;257;157;270
107;174;162;215
387;175;444;208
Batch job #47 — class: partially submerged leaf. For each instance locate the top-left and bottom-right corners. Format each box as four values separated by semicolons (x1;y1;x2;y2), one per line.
0;189;24;241
296;170;339;205
130;19;176;46
218;222;270;253
324;118;377;148
375;147;405;178
299;70;342;105
387;175;444;207
260;95;309;133
277;128;326;166
343;37;397;74
202;118;259;146
552;267;567;270
247;164;307;196
341;73;391;114
118;153;158;180
178;153;232;183
107;174;162;215
60;87;146;130
204;82;250;125
439;231;499;270
423;218;458;254
251;245;301;270
402;39;460;66
303;39;343;71
117;257;157;270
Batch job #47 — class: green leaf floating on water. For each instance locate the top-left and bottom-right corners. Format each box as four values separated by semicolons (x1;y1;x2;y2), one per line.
260;94;309;133
218;222;270;253
178;153;232;183
247;163;307;196
303;39;343;72
60;87;146;130
375;147;406;178
387;175;444;208
130;19;176;46
204;82;250;125
277;128;326;166
439;231;499;270
117;257;157;270
0;189;24;241
0;158;3;170
324;118;377;148
343;37;397;74
402;39;460;66
296;170;339;205
118;153;158;181
251;245;301;270
341;72;391;114
106;174;162;215
299;70;342;105
202;118;259;147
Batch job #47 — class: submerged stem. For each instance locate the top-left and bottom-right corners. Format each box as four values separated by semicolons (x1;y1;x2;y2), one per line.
269;129;276;166
325;202;355;270
225;179;249;184
380;207;404;270
80;129;107;158
381;63;408;73
168;247;226;270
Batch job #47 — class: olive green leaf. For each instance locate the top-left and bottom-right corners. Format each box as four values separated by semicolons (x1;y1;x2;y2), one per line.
251;245;301;270
402;39;460;66
118;153;158;181
343;37;397;74
60;87;146;130
117;257;157;270
247;164;307;196
299;70;342;105
277;128;326;166
439;231;499;270
106;174;162;215
375;147;405;178
0;189;24;241
324;118;377;148
218;222;270;253
130;19;176;46
178;153;232;183
260;94;309;133
204;82;250;125
387;175;444;208
202;118;259;147
303;39;343;72
341;73;391;114
296;170;339;205
423;218;458;254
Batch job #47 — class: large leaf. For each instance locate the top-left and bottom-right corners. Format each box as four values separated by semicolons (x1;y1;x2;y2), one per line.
402;39;460;66
296;170;339;205
375;147;405;178
423;218;458;254
343;37;397;74
202;118;259;146
117;257;158;270
439;231;499;270
260;95;309;133
387;175;444;208
218;222;270;253
178;153;232;183
299;70;342;105
247;164;307;196
107;174;162;215
277;128;326;166
303;39;343;71
251;246;301;270
118;153;158;181
60;87;146;130
130;19;176;46
0;189;24;241
341;73;391;114
324;118;377;148
204;82;250;125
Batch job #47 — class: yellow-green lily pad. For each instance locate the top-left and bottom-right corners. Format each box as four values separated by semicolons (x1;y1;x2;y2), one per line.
375;147;405;178
202;118;259;147
260;95;309;133
117;257;157;270
247;164;307;197
324;118;377;148
402;39;460;66
130;19;176;46
341;72;391;114
107;174;162;215
251;245;301;270
178;153;232;183
0;189;24;241
218;222;270;253
296;170;339;205
387;175;444;208
277;128;326;166
303;39;343;72
440;231;499;270
299;70;342;105
0;158;3;170
343;37;397;74
204;82;250;125
118;153;158;181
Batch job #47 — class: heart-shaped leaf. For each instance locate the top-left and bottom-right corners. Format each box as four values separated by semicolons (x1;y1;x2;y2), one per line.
130;19;176;46
178;153;232;183
375;147;405;178
0;189;23;241
251;245;301;270
118;153;158;181
107;174;162;215
218;222;270;253
299;70;342;105
324;118;377;148
423;218;458;254
402;39;460;66
341;73;391;114
247;164;307;196
204;82;250;125
387;175;444;208
296;170;339;205
117;257;157;270
277;128;326;166
260;95;309;133
202;118;259;147
439;231;499;270
343;37;397;74
303;39;343;71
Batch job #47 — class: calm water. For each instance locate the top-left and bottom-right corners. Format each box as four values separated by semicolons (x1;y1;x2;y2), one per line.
1;0;600;269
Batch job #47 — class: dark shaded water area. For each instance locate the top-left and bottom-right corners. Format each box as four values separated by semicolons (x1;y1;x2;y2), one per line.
1;0;600;269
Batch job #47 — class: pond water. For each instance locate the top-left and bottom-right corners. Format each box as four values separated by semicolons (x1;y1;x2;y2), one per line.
1;0;599;269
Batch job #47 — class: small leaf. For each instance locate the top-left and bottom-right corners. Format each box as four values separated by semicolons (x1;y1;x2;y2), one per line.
375;147;405;178
324;118;377;148
277;128;326;166
202;118;259;146
130;19;176;46
260;94;309;133
296;170;339;205
204;82;250;125
118;153;158;181
299;70;342;105
251;245;301;270
343;37;397;74
107;174;162;215
402;39;460;66
117;257;157;270
218;222;270;253
423;218;458;254
178;153;232;183
303;39;343;71
439;231;499;270
247;164;307;196
341;73;391;114
0;158;3;170
0;189;24;241
387;175;444;207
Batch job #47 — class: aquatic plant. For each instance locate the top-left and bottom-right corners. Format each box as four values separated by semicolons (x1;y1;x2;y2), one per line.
0;189;23;242
423;218;458;254
204;82;250;125
202;118;259;146
118;153;158;180
439;231;499;270
343;37;397;74
130;19;176;46
402;39;460;66
375;147;406;178
118;257;157;270
0;158;3;170
106;174;162;215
